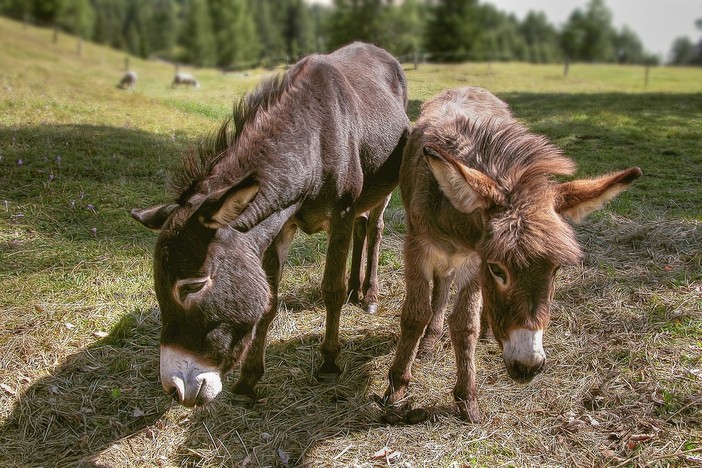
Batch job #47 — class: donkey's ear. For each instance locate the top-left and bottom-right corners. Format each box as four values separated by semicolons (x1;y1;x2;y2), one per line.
131;204;178;231
556;167;642;222
424;144;504;213
197;180;260;230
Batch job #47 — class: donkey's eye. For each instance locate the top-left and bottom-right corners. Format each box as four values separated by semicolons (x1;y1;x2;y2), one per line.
176;278;211;303
488;263;508;284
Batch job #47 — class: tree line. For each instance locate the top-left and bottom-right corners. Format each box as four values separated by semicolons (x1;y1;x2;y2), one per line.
2;0;698;68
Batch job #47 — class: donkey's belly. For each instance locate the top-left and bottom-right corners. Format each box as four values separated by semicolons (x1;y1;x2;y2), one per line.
292;211;330;235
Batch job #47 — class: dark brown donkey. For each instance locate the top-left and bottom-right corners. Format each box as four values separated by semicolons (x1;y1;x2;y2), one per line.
383;87;642;423
131;42;409;407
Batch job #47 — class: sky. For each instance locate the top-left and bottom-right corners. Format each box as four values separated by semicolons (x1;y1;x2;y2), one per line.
485;0;701;60
308;0;702;61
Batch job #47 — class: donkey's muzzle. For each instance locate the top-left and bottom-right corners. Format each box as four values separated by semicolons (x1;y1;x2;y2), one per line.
160;345;223;407
505;356;545;383
501;328;546;384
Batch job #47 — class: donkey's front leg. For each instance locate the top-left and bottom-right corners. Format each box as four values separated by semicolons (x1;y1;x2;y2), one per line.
232;224;297;403
383;237;433;405
318;213;355;380
448;275;483;423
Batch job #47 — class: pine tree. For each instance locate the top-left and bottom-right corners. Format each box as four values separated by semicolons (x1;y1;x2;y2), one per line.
520;11;560;63
327;0;387;51
251;0;285;64
149;0;178;58
181;0;216;66
424;0;482;61
383;0;425;57
216;0;260;67
92;0;128;50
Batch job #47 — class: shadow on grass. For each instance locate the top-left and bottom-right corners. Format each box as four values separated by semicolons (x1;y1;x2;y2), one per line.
0;308;167;467
409;92;702;220
0;305;398;466
0;124;194;276
174;329;398;466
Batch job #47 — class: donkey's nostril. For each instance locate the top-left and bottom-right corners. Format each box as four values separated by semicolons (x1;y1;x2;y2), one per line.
168;373;186;404
510;358;544;383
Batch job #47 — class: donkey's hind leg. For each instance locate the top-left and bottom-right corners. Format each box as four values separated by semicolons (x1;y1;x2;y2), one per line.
232;223;297;404
417;270;454;358
347;212;368;306
361;194;391;314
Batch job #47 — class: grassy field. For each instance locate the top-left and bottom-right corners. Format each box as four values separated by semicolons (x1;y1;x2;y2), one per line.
1;16;701;467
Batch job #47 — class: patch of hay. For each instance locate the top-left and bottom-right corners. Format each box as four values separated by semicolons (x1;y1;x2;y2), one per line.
1;215;700;467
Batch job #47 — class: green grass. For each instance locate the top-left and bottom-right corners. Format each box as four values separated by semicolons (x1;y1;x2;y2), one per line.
1;16;700;468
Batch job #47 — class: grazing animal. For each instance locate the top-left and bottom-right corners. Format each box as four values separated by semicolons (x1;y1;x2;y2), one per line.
118;71;137;90
382;87;642;423
132;42;409;408
172;72;200;89
348;195;392;314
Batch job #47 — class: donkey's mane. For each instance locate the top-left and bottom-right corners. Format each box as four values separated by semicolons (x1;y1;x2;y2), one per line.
168;72;296;204
432;116;582;267
445;116;576;193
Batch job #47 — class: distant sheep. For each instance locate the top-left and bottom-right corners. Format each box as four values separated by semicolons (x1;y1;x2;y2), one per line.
172;72;200;89
118;71;137;90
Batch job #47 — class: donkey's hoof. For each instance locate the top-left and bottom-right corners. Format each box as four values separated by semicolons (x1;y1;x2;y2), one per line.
316;370;341;383
365;302;378;314
231;392;256;407
406;408;429;424
455;399;482;423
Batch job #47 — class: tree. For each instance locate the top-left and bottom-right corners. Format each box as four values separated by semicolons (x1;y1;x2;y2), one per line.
382;0;424;57
520;11;561;63
180;0;216;66
92;0;128;50
123;0;153;58
56;0;95;37
669;36;697;65
612;26;644;64
327;0;387;51
208;0;260;68
251;0;286;63
424;0;482;61
56;0;95;55
474;6;526;62
149;0;178;58
560;0;615;62
280;0;314;59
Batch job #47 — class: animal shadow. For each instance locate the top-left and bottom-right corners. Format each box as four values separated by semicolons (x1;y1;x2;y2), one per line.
0;309;169;467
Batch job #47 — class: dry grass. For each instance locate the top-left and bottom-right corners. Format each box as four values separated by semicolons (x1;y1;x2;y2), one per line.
1;214;700;467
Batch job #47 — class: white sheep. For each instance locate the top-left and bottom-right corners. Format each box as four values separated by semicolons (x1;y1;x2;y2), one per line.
172;72;200;89
118;71;137;90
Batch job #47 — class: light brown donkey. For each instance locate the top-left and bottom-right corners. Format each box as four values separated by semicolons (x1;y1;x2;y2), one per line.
383;87;642;422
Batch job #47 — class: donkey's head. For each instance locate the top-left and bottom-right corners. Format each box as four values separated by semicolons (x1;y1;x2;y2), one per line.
424;142;641;383
132;179;267;407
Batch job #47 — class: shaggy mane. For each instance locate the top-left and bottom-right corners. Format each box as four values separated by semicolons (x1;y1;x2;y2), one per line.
168;72;296;205
429;115;583;267
441;116;577;194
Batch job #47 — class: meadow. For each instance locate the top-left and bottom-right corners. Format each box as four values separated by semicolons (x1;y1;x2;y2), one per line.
1;16;700;467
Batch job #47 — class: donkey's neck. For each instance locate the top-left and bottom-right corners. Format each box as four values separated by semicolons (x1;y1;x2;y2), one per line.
238;202;301;257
